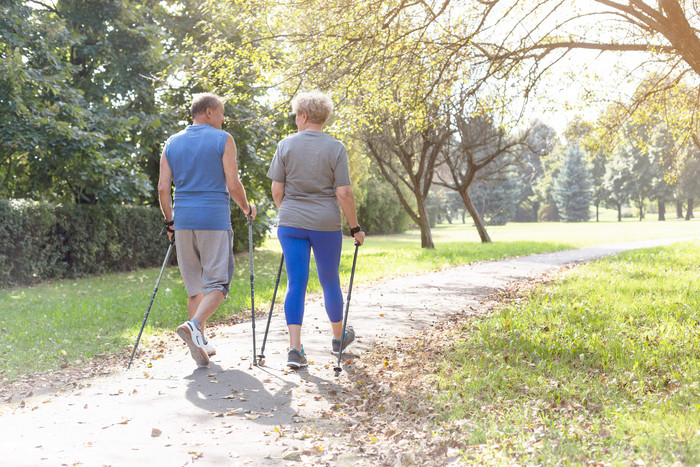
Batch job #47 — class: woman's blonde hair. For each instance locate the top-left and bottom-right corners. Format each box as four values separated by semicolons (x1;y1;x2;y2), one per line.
291;91;334;124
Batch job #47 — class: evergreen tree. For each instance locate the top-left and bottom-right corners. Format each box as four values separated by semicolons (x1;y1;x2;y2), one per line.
619;138;654;221
678;146;700;220
552;145;593;222
648;124;677;221
469;167;524;226
603;151;630;222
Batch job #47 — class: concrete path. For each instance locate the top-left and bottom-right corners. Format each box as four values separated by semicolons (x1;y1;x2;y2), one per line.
1;237;696;466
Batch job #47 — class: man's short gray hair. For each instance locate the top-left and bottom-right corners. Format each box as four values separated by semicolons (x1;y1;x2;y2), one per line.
190;93;223;117
291;91;334;124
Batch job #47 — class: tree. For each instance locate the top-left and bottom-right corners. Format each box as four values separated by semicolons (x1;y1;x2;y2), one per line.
678;146;700;220
2;0;173;204
436;108;528;242
0;1;102;201
614;133;655;221
603;151;630;222
648;124;677;221
564;117;610;222
469;167;524;226
362;104;450;248
552;145;593;222
512;121;557;222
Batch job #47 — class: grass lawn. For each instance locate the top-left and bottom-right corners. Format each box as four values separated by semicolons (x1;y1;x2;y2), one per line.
1;218;698;381
433;239;700;464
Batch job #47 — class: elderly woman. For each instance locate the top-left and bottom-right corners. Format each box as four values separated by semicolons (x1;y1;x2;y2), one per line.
267;91;366;368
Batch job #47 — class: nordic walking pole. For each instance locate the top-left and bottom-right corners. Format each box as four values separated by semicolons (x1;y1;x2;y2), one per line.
128;235;175;369
257;254;284;366
248;213;258;366
334;242;360;377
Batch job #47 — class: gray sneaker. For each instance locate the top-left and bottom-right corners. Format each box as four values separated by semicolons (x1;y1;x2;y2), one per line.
332;326;356;355
287;348;308;368
177;321;210;367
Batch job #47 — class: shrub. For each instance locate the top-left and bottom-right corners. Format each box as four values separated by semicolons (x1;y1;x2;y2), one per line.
356;174;411;235
0;199;272;288
1;201;167;287
538;204;560;222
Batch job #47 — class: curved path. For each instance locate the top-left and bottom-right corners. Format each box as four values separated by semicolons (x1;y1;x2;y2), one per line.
1;237;695;466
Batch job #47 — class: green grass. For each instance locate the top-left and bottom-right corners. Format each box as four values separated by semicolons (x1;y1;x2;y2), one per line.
1;219;698;381
433;239;700;464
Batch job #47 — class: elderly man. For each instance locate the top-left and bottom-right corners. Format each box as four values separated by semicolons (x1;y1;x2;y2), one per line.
158;92;257;367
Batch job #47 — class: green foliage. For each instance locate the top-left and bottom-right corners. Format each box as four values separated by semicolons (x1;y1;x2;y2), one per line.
552;144;593;222
537;203;560;222
0;200;168;287
0;0;174;204
433;241;700;464
357;170;411;235
469;169;524;225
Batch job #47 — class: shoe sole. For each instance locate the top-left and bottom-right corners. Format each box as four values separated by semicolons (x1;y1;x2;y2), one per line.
177;325;210;367
287;360;308;368
331;340;355;356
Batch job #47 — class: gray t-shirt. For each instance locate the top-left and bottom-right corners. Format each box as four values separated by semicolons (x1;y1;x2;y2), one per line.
267;131;352;231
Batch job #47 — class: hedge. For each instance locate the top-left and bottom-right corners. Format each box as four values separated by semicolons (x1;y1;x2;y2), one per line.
0;200;170;288
0;200;271;288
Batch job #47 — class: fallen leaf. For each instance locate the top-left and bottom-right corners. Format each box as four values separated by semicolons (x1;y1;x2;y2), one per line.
151;428;162;438
281;450;302;460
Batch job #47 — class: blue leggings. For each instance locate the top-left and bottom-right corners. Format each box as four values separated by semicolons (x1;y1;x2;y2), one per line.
277;226;343;326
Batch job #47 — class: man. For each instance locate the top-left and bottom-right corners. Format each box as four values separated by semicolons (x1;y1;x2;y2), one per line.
158;92;257;367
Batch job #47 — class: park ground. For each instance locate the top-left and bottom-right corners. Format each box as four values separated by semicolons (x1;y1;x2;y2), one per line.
1;219;699;465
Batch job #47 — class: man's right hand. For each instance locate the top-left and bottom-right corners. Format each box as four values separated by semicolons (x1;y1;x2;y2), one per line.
246;204;258;221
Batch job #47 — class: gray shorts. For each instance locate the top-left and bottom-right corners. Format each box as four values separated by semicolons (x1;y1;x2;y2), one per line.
174;229;234;297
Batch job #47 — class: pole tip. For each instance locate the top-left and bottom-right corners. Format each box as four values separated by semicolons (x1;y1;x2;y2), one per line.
334;366;342;377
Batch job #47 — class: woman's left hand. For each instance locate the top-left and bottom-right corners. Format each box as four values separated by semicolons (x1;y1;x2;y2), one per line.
353;230;365;246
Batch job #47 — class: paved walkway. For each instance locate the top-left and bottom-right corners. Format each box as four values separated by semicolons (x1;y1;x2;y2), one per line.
1;237;695;466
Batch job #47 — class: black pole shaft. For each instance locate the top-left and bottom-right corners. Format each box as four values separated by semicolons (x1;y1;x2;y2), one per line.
259;254;284;359
128;242;173;369
248;219;257;366
335;243;359;375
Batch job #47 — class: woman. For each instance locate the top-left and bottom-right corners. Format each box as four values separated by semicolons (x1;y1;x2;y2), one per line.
267;91;366;368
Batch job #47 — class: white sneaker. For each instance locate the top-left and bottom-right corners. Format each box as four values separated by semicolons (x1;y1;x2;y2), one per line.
176;321;210;366
203;340;216;357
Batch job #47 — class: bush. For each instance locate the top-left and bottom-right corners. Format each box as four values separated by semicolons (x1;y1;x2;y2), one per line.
0;201;168;287
356;174;411;235
0;199;272;288
538;204;560;222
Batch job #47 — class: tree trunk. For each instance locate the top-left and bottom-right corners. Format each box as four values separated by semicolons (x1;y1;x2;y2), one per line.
461;210;466;223
595;202;600;222
532;200;540;222
686;198;695;220
658;199;665;221
617;203;622;222
676;200;684;218
638;197;644;221
416;196;434;248
459;189;491;243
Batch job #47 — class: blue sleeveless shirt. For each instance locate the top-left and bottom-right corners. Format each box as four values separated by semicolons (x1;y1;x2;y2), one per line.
164;125;231;230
